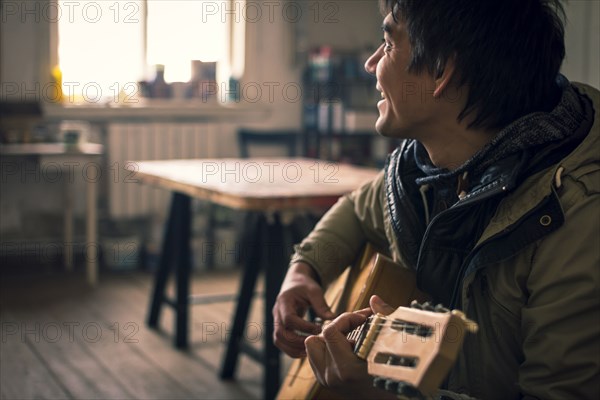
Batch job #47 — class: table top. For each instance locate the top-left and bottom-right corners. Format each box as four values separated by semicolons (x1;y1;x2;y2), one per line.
127;158;381;211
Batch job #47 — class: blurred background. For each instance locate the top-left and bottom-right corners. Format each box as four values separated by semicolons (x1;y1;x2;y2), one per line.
1;1;598;399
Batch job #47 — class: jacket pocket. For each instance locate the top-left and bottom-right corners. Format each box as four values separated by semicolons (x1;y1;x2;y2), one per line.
459;271;524;400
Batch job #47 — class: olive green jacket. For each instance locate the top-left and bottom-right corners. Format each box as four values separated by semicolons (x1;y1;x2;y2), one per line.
291;83;599;399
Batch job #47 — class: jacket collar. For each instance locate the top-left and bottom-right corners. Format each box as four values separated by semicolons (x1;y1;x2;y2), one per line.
385;79;597;263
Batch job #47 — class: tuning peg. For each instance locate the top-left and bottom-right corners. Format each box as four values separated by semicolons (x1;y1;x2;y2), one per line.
410;300;451;314
396;381;425;399
451;309;479;334
384;379;398;393
434;303;450;313
373;376;386;390
410;300;423;309
373;377;424;400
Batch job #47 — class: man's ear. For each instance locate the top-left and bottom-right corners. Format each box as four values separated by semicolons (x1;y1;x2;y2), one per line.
433;56;457;98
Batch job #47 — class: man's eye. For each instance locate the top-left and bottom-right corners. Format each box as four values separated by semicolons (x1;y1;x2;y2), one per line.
381;38;392;52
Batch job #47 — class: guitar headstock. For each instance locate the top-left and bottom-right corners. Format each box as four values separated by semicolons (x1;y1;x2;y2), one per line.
355;301;478;398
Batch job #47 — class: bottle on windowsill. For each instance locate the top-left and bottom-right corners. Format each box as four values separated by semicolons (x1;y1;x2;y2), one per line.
151;64;171;99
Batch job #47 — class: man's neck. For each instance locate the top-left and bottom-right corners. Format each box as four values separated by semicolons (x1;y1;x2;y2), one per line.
420;123;499;171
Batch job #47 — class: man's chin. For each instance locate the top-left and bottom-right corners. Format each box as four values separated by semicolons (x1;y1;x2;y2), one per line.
375;118;393;137
375;116;411;139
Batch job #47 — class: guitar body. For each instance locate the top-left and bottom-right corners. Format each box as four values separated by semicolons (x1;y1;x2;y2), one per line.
276;244;428;400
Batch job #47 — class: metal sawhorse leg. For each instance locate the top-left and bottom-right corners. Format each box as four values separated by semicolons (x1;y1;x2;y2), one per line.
147;192;192;349
220;211;288;400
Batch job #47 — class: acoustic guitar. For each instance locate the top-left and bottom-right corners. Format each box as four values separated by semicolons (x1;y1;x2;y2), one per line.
276;244;429;400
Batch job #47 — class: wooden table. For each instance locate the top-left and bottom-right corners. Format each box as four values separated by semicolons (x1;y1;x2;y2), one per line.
128;158;379;400
0;143;103;286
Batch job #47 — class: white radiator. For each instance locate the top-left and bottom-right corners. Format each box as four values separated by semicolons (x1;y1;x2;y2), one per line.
107;123;219;218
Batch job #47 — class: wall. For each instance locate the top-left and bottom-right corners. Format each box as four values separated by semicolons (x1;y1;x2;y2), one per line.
219;0;383;153
3;1;596;127
561;0;600;88
1;0;599;222
0;1;36;88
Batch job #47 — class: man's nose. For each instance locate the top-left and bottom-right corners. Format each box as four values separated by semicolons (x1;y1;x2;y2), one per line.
364;45;383;75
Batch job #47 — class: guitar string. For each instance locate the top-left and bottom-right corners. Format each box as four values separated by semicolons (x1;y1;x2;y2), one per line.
324;311;453;326
313;312;471;342
344;319;443;343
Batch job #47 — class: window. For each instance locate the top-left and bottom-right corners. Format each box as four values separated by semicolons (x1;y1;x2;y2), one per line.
57;0;232;103
146;1;226;82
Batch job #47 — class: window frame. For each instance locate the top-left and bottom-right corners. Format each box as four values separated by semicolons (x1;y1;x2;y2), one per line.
49;0;245;106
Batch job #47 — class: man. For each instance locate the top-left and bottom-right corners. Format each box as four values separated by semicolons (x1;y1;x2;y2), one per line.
273;0;599;399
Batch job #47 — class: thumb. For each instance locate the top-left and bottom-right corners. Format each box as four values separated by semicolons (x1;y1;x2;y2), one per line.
369;295;396;316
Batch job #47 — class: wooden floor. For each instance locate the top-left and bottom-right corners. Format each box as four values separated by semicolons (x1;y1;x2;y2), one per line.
0;263;293;400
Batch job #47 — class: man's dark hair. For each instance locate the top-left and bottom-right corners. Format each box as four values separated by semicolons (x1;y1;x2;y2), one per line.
380;0;566;130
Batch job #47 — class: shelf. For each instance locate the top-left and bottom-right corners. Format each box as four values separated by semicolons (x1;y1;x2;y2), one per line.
42;101;271;123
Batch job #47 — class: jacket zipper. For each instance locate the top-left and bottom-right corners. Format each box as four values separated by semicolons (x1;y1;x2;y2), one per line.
417;181;511;308
448;226;510;308
414;147;530;306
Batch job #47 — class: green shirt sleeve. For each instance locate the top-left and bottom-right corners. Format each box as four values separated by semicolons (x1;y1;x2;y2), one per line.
290;171;388;287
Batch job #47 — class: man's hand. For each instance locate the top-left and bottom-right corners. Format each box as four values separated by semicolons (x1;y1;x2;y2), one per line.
303;295;397;399
273;262;336;358
305;309;372;391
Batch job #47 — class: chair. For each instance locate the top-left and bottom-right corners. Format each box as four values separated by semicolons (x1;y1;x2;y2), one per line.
237;128;312;246
202;129;302;269
218;129;315;396
237;129;299;158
